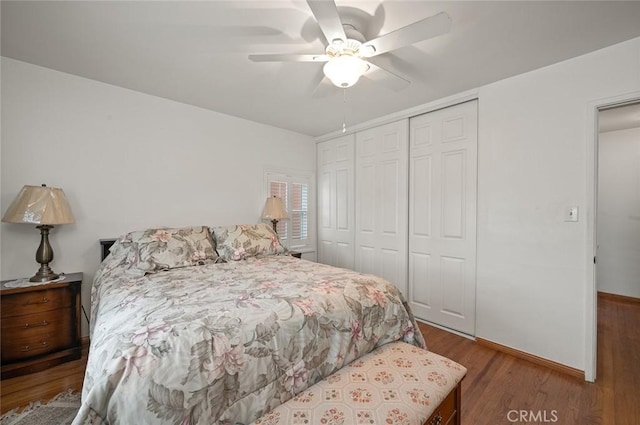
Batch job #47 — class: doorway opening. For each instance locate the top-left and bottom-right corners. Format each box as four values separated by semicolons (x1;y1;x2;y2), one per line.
588;98;640;382
596;102;640;300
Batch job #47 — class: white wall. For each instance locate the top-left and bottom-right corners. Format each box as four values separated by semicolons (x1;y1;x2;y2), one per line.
0;58;315;336
476;37;640;370
597;127;640;298
316;37;639;372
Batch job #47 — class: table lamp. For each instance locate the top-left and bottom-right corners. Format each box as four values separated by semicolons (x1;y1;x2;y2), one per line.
261;195;288;233
2;184;75;282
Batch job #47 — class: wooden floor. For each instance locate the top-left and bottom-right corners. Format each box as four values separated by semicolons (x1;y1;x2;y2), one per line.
1;293;638;423
0;344;88;415
418;293;640;425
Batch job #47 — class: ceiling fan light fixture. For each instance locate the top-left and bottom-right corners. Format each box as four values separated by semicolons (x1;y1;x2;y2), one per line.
323;55;369;88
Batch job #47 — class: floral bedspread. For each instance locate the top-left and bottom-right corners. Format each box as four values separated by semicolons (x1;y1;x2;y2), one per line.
73;255;425;425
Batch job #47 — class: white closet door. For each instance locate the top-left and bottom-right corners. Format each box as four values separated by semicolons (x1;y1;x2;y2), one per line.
317;134;355;269
409;100;478;335
355;119;409;295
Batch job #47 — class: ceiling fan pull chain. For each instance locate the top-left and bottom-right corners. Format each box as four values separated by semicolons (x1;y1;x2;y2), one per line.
342;88;347;133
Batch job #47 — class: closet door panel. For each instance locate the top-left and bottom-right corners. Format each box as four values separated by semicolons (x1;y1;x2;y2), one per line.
317;134;355;269
381;160;400;235
409;100;478;336
355;119;409;295
442;150;466;239
380;248;403;290
440;255;466;317
319;240;334;266
335;242;353;270
336;168;350;231
359;245;376;275
410;252;432;307
358;163;376;234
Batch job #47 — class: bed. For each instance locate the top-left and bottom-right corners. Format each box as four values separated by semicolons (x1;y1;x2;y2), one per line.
73;224;425;425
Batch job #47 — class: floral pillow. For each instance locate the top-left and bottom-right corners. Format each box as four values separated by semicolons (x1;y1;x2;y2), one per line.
115;226;219;274
212;223;287;261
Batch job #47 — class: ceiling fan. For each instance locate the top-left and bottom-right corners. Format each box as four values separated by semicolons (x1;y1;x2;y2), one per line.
249;0;451;90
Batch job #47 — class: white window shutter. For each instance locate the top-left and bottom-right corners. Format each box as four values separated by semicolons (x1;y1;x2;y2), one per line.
265;170;312;251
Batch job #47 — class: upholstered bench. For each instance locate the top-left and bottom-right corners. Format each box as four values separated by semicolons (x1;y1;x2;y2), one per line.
252;341;467;425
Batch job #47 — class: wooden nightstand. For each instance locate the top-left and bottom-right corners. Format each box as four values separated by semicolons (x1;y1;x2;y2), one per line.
0;273;82;380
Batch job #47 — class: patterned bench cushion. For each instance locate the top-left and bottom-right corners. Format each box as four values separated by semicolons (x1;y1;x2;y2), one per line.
252;341;467;425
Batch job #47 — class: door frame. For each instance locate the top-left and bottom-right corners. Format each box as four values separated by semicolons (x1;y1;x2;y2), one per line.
585;91;640;382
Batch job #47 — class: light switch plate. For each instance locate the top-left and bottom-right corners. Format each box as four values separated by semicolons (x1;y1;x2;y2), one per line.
565;206;579;222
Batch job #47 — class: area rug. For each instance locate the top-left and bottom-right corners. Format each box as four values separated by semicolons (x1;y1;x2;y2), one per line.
0;390;80;425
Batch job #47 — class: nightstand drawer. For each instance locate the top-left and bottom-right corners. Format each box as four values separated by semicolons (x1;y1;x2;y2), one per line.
1;287;73;318
1;273;82;379
1;310;74;362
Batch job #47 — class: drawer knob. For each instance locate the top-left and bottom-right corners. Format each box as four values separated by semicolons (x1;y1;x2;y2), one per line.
429;412;443;425
23;320;49;328
24;297;49;305
21;341;49;352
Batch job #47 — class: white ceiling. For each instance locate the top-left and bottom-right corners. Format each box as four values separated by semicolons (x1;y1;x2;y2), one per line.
2;1;640;137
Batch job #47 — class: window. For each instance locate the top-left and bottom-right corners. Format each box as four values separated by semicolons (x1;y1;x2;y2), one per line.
265;170;313;251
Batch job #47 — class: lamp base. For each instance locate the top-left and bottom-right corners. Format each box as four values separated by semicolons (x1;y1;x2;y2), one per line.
29;269;60;282
29;224;59;282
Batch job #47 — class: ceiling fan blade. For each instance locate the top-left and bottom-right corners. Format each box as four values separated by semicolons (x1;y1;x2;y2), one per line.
158;24;285;38
364;61;410;91
249;54;329;62
362;12;451;57
306;0;346;44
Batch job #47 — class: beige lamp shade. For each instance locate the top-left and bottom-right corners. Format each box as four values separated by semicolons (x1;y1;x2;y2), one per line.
261;196;288;220
2;184;75;225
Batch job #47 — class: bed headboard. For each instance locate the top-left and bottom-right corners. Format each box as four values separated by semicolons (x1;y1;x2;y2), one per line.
99;239;117;261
